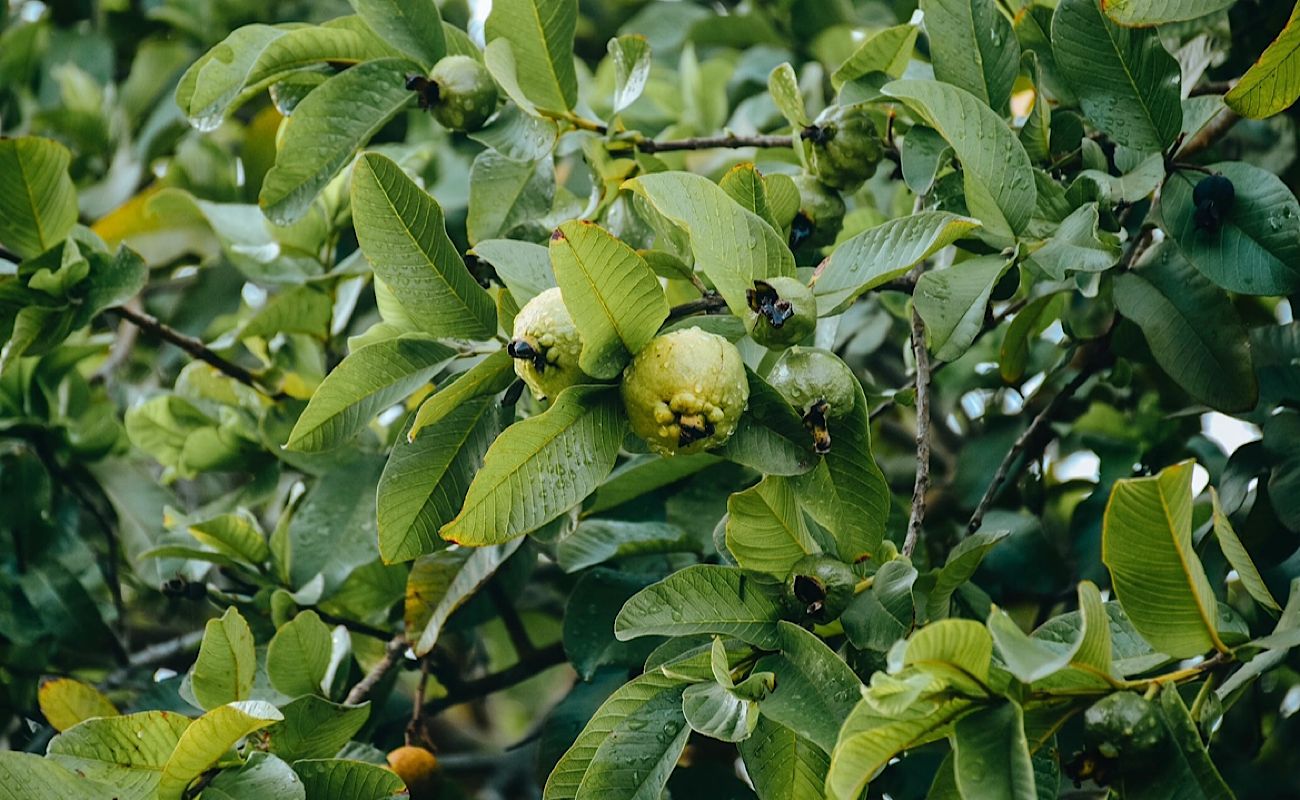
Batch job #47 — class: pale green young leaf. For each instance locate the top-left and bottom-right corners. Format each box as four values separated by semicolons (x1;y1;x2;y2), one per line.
352;152;498;339
882;80;1035;241
407;350;517;441
999;292;1065;384
920;0;1020;113
718;162;780;232
189;510;270;566
1226;0;1300;117
738;718;830;800
550;220;669;379
610;34;651;114
265;696;371;762
267;610;332;697
831;24;918;89
1103;0;1236;26
284;335;456;452
1209;488;1281;612
260;58;418;225
624;171;795;315
1025;203;1122;279
768;62;809;127
46;711;190;800
191;606;256;710
467;150;556;244
203;753;304;800
615;565;785;648
156;701;283;800
1103;459;1227;658
681;680;760;742
1051;0;1183;151
405;539;523;655
37;678;118;733
952;703;1036;800
0;137;78;259
914;255;1012;362
485;0;578;111
348;0;444;68
988;609;1075;683
899;618;994;693
811;211;980;315
292;759;407;800
726;475;819;577
557;519;698;573
441;385;624;545
1019;53;1052;163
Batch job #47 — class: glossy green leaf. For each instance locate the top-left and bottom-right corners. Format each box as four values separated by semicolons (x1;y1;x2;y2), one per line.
615;565;784;648
1051;0;1182;151
952;703;1036;800
285;335;455;452
188;510;270;566
624;171;795;315
1114;242;1258;412
550;220;668;379
726;475;819;576
831;24;918;89
472;239;555;307
755;622;864;753
768;62;809;127
284;456;386;591
0;137;78;259
716;368;820;477
563;569;663;679
46;711;191;800
267;610;332;697
1025;203;1122;279
441;385;624;545
1209;488;1280;612
1102;460;1226;658
260;59;417;225
719;163;780;233
682;678;761;742
988;608;1076;683
191;607;256;710
292;758;407;800
841;559;917;651
1161;162;1300;296
738;718;830;800
485;0;578;111
379;399;504;563
1116;684;1233;799
557;519;698;573
352;152;498;339
348;0;444;68
265;696;371;762
921;0;1020;113
1225;2;1300;118
610;34;651;114
407;350;517;440
405;539;523;655
1103;0;1236;25
999;292;1065;384
812;211;979;315
156;701;283;800
204;752;305;800
914;255;1012;362
466;150;556;244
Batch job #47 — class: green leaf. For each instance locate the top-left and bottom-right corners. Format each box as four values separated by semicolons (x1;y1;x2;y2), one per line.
260;58;417;225
682;679;760;742
928;530;1009;621
441;385;625;545
1160;163;1300;296
1225;2;1300;118
267;610;333;697
284;456;386;591
37;678;118;732
46;711;191;800
156;701;284;800
999;292;1065;384
831;24;918;89
755;622;864;753
0;137;78;259
1116;684;1233;799
563;569;664;679
624;171;795;316
898;618;994;695
292;758;407;800
0;752;113;800
1025;203;1122;279
610;34;651;114
470;102;560;161
348;0;444;68
266;696;371;761
352;152;498;339
1051;0;1182;152
204;752;305;800
405;539;523;655
472;239;555;307
557;519;698;573
726;475;819;576
1102;459;1227;658
811;211;980;315
285;335;455;452
842;560;917;651
1209;488;1281;612
988;609;1076;683
738;718;830;800
544;670;687;800
1113;242;1258;413
191;607;256;710
379;399;505;563
920;0;1020;113
615;564;784;648
1102;0;1236;25
768;62;809;127
791;380;890;561
485;0;578;112
466;150;556;244
550;220;669;380
914;255;1012;362
716;368;819;477
189;511;270;566
585;453;720;516
719;163;780;233
407;350;517;440
887;79;1037;241
952;703;1036;800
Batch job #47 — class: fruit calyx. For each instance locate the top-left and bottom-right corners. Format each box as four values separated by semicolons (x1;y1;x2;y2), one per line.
782;554;855;624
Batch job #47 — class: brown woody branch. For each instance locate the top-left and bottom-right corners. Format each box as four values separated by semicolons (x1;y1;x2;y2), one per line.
345;634;408;705
424;642;567;715
903;307;931;559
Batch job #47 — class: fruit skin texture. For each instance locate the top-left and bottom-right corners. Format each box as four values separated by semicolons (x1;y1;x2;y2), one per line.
509;287;591;400
768;347;857;453
804;103;883;192
621;327;749;456
746;277;817;349
1083;692;1166;763
790;174;846;249
386;746;439;799
427;55;497;132
783;554;856;624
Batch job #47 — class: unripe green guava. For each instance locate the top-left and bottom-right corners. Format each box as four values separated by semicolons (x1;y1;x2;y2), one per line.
508;287;590;400
767;347;857;453
783;554;856;624
746;277;817;349
803;103;883;192
621;327;749;456
790;174;846;249
422;55;497;132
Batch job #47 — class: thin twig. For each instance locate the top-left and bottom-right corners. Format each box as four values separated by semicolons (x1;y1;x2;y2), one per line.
108;305;286;400
903;307;930;559
345;634;408;705
424;642;567;714
406;655;432;747
489;583;536;660
313;608;394;641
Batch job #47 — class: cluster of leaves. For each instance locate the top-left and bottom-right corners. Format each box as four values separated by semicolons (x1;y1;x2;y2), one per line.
4;0;1300;797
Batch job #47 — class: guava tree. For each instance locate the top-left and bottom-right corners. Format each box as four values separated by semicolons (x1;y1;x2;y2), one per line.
2;0;1300;797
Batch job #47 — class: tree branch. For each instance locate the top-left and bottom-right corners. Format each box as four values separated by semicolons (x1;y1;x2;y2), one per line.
635;133;795;153
108;305;286;400
665;292;729;321
903;307;931;559
345;634;408;705
489;583;536;660
424;642;567;714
